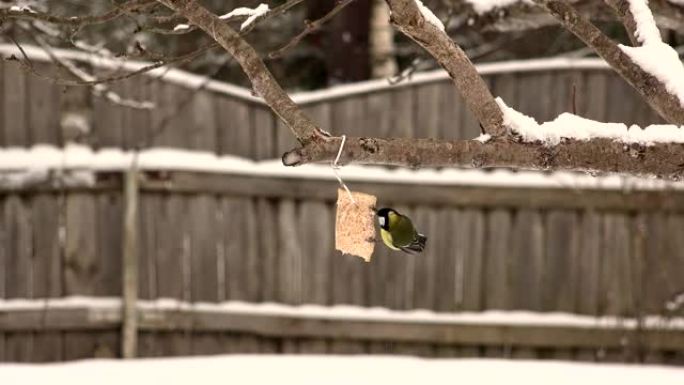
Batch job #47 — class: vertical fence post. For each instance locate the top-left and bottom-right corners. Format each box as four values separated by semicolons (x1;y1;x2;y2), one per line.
122;163;139;359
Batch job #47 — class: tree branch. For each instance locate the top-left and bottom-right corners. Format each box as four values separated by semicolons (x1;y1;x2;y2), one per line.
384;0;505;136
457;0;684;32
283;136;684;180
533;0;684;125
155;0;324;144
604;0;640;46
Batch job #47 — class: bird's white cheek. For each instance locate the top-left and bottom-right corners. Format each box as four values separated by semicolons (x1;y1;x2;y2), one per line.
378;217;385;227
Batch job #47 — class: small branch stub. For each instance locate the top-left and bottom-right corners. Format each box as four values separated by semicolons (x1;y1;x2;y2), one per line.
335;189;377;262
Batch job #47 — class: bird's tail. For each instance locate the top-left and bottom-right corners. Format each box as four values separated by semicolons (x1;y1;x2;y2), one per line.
401;233;427;254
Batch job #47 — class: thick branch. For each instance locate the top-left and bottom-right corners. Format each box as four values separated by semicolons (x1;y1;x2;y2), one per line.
155;0;321;144
385;0;505;136
533;0;684;125
283;136;684;180
458;0;684;32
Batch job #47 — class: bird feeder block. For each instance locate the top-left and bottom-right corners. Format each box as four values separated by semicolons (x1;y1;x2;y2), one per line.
335;189;376;262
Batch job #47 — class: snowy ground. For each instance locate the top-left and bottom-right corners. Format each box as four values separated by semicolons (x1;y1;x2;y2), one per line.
2;355;683;385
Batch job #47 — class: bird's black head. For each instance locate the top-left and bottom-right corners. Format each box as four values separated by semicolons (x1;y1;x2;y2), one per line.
376;207;396;230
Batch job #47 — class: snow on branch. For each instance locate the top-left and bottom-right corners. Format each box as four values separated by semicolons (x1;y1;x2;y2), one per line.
496;98;684;145
173;3;270;32
611;0;684;107
414;0;445;31
464;0;532;15
625;0;662;44
219;3;269;31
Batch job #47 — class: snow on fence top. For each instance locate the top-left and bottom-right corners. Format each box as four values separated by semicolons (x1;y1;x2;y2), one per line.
0;144;682;191
0;44;609;105
1;296;682;330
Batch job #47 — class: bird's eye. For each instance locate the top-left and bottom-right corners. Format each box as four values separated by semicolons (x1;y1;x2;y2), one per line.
378;217;385;226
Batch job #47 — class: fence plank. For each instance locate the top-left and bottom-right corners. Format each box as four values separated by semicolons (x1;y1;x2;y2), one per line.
216;96;250;156
138;194;157;300
509;210;544;359
276;199;302;303
297;201;331;353
390;88;413;138
437;83;463;140
544;211;579;312
366;91;393;138
599;214;633;362
510;210;544;310
0;61;4;147
601;214;635;316
155;195;187;299
189;195;219;302
30;194;63;362
96;193;122;296
484;209;512;310
299;201;332;305
30;195;60;298
458;209;485;312
575;210;602;361
64;194;97;294
581;71;608;122
545;210;579;359
3;63;28;146
28;66;59;145
92;80;122;148
415;84;441;139
0;195;4;360
252;106;275;159
122;79;151;149
64;192;104;360
433;209;458;312
255;199;278;301
517;71;555;121
4;195;32;361
412;207;438;310
550;70;582;116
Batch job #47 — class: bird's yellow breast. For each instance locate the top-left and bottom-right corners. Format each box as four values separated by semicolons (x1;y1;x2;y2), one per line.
380;228;401;250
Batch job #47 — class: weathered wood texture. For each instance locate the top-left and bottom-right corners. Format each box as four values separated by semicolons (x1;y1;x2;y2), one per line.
0;60;664;153
1;187;683;363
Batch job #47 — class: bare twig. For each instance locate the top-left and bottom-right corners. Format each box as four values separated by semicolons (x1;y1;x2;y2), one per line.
29;28;154;110
0;0;156;26
4;0;306;88
269;0;357;59
156;0;324;144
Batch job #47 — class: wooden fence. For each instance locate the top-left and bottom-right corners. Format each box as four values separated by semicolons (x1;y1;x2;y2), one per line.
0;169;683;363
0;47;681;363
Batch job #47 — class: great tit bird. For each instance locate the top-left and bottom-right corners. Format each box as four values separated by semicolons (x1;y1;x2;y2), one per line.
376;208;427;254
